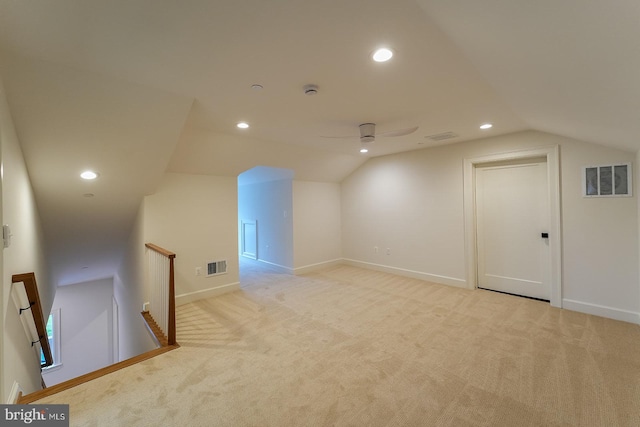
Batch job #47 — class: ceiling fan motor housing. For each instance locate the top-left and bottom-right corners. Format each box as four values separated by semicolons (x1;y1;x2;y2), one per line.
360;123;376;143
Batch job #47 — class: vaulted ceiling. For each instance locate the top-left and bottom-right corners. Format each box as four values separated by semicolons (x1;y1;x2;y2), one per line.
1;0;638;286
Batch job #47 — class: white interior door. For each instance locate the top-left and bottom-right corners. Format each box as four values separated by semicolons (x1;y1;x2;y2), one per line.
241;220;257;259
475;159;550;300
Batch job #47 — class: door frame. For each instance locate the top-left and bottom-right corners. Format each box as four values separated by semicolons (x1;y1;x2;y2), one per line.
240;219;258;260
112;296;119;364
463;146;562;307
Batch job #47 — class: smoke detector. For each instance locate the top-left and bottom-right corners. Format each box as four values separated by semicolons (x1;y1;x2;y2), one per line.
303;84;318;95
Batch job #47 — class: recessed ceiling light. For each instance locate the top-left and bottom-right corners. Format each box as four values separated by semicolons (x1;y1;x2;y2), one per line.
237;122;250;129
360;147;369;153
80;171;98;180
480;123;493;130
251;84;263;90
372;48;393;62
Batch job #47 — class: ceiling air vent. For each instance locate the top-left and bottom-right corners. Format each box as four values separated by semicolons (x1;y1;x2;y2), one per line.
206;260;227;277
425;131;459;142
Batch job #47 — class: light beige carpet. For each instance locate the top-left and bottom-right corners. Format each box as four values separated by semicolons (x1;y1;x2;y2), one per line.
36;262;640;426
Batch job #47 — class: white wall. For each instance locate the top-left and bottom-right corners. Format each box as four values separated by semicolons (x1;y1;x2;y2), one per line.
637;149;640;315
41;278;113;386
144;173;239;304
342;141;466;285
559;138;638;318
1;76;53;400
0;77;4;404
238;179;293;270
114;201;156;361
293;181;342;272
341;130;639;323
633;151;640;316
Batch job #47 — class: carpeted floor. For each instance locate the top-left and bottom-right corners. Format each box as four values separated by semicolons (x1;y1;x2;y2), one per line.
35;261;640;426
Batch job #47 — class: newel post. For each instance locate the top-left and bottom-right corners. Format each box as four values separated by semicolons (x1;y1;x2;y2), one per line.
168;254;176;346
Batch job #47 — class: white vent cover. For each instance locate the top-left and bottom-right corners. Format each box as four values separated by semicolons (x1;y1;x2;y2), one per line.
206;260;227;277
583;163;632;197
425;131;458;142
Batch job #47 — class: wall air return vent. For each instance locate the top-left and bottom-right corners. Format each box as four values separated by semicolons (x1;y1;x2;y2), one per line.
425;131;459;142
206;260;227;277
583;163;632;197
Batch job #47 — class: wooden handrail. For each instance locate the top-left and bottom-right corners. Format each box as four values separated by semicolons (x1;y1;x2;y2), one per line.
145;243;176;346
145;243;176;259
11;273;53;367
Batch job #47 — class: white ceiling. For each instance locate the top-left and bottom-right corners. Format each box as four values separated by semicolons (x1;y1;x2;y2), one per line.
0;0;637;286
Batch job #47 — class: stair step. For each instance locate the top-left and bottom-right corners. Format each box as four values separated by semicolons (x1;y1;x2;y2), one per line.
141;311;170;347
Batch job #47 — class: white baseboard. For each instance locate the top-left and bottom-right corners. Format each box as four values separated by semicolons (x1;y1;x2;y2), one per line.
342;259;467;288
8;381;23;404
176;282;240;306
294;259;343;275
254;259;294;274
562;299;640;324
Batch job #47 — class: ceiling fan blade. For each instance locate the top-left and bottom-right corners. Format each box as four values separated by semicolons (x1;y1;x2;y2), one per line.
378;126;419;138
319;133;360;139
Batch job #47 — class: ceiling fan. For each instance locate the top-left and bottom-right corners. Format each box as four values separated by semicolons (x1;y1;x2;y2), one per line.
322;123;419;144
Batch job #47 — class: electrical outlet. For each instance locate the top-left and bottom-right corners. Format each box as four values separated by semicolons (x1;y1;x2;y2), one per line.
386;248;391;255
374;246;378;253
195;267;202;276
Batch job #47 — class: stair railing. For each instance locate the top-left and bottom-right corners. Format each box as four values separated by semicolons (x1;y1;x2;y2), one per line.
11;273;54;367
144;243;176;346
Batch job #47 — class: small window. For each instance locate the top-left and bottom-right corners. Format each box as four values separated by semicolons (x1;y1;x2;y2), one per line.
41;309;61;369
583;164;632;197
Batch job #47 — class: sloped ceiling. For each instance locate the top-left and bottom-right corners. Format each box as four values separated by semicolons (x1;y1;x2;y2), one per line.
417;0;640;152
0;0;637;286
0;53;194;286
